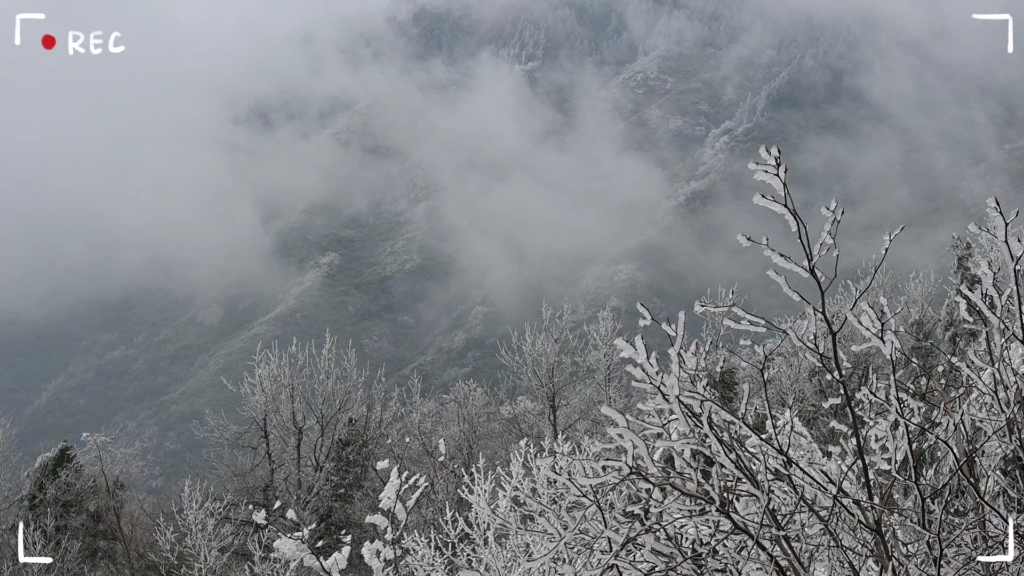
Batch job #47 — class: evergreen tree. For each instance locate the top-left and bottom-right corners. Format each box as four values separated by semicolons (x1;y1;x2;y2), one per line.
20;440;122;570
309;418;374;562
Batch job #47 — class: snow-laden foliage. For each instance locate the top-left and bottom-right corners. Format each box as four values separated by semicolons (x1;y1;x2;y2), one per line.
194;329;404;565
361;463;428;576
499;301;633;442
13;144;1024;576
246;501;352;576
196;331;383;511
224;460;425;576
153;479;237;576
389;145;1024;575
400;438;638;575
595;146;1024;573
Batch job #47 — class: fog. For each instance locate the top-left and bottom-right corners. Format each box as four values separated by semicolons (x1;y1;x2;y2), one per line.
1;0;1022;319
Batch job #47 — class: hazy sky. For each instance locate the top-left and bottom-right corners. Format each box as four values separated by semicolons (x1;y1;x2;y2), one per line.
1;0;1022;318
0;0;383;314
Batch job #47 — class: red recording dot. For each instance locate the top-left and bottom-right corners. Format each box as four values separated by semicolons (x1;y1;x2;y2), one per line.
41;34;56;50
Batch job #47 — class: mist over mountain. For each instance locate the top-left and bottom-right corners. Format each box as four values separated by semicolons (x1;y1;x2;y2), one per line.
2;0;1023;477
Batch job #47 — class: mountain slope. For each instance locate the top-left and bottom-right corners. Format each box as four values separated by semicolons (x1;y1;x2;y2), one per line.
3;0;1023;485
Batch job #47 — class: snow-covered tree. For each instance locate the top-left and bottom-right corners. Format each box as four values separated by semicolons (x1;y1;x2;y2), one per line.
196;331;393;521
197;331;410;574
499;301;631;442
360;462;428;576
12;438;140;573
499;302;587;442
153;479;238;576
400;437;639;575
600;145;1024;573
234;460;427;576
248;501;353;576
76;431;155;575
389;376;507;537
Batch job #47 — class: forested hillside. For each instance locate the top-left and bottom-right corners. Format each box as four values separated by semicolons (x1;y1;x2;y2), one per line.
0;0;820;469
2;0;1024;572
4;0;1021;476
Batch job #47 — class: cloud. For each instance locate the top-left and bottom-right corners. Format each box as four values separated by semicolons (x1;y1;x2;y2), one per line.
0;0;1022;318
0;0;390;314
